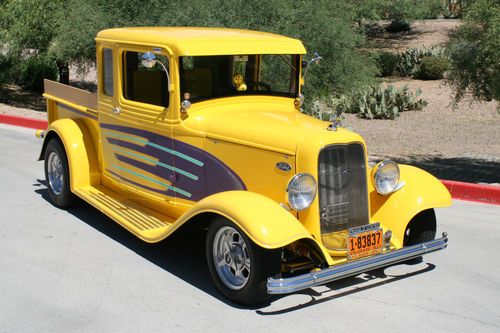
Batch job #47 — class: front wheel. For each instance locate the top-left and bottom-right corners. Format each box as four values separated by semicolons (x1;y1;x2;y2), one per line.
44;139;78;208
403;209;437;246
403;209;437;263
206;217;281;305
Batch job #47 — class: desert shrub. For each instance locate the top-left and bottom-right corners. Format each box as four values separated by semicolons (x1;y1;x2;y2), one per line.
417;56;449;80
415;0;443;19
376;51;399;76
397;47;444;77
0;54;13;101
332;84;427;119
0;54;12;86
386;19;411;33
18;55;57;93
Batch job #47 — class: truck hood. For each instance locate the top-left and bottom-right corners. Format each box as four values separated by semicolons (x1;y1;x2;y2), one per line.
184;105;363;156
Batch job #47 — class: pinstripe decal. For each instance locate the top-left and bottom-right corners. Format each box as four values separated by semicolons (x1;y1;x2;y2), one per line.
57;102;98;120
100;123;246;201
111;164;192;198
103;130;204;167
111;146;198;181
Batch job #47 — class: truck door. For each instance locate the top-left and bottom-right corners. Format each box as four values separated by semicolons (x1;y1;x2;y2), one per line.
98;46;178;213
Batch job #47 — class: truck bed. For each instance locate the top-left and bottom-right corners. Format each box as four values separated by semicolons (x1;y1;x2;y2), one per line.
43;79;98;123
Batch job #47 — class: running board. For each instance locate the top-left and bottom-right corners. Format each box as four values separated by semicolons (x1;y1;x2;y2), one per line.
73;185;175;242
267;233;448;294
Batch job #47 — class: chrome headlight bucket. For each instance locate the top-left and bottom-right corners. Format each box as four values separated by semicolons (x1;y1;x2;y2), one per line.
286;173;317;211
373;160;402;195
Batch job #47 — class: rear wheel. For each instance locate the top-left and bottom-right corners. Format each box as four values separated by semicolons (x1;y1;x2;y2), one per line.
44;139;78;208
206;217;281;305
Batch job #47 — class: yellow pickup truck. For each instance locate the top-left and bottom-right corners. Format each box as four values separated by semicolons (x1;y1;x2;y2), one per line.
38;27;450;305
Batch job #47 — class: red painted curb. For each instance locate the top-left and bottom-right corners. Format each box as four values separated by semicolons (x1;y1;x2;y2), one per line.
442;180;500;205
0;114;47;130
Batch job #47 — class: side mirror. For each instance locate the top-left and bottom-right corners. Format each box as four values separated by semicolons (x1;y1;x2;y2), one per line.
303;51;322;79
308;51;322;67
141;51;171;93
141;51;157;68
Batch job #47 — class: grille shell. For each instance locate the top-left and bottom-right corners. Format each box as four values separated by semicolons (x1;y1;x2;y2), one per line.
317;143;369;250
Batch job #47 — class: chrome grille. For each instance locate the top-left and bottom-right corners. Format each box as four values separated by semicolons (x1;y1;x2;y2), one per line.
318;144;369;240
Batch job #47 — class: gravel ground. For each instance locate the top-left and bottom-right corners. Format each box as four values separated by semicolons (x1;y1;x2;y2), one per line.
0;103;47;120
345;79;500;162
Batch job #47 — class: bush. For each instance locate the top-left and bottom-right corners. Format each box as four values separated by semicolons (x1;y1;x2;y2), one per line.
386;19;411;33
0;54;14;101
417;56;449;80
18;55;57;93
397;47;444;77
376;51;399;77
0;54;12;85
446;0;500;102
331;84;427;119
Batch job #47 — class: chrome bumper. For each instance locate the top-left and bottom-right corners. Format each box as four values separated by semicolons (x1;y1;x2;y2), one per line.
267;232;448;294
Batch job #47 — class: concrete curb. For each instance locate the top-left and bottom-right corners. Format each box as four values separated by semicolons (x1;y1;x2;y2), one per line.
0;114;48;130
1;113;499;205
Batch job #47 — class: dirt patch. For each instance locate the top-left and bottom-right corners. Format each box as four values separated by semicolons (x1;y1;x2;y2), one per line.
368;19;460;51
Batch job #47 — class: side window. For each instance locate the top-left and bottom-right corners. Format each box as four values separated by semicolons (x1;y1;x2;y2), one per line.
102;48;114;96
122;51;169;107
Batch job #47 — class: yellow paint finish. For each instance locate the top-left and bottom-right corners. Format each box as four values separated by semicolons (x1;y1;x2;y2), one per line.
74;185;175;242
205;139;296;205
369;165;452;248
175;190;334;265
183;96;330;155
44;119;100;190
96;27;306;56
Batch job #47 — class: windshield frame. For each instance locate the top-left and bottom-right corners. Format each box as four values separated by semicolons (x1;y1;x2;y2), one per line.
179;54;300;103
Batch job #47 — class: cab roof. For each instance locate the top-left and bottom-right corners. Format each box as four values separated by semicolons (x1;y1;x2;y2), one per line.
96;27;307;56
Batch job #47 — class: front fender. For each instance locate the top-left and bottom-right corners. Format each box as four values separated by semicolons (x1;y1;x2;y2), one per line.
175;191;333;264
370;164;452;248
39;118;99;190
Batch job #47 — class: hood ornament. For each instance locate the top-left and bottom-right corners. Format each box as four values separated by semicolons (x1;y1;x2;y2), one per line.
327;107;345;131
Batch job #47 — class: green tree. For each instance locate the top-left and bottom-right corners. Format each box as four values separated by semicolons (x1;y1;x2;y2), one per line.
54;0;377;100
446;0;500;103
0;0;68;84
2;0;378;101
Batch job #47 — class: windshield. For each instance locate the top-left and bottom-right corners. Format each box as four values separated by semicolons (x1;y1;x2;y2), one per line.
180;54;300;102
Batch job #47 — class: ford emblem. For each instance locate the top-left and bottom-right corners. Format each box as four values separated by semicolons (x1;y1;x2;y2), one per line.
276;162;291;172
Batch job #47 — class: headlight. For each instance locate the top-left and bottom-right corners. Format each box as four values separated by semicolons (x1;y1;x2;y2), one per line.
286;173;317;211
373;160;401;195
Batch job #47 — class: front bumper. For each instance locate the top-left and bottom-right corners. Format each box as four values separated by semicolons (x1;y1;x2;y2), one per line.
267;232;448;294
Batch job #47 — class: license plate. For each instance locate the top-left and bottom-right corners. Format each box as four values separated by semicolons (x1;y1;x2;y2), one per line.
348;229;383;260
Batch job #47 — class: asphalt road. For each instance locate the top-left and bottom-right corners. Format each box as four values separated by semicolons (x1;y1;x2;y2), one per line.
1;123;499;332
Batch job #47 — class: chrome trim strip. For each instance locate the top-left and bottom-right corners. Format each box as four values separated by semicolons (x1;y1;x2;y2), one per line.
267;232;448;294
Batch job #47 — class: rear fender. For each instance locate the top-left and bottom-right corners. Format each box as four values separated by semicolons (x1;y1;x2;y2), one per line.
39;118;99;190
369;165;452;248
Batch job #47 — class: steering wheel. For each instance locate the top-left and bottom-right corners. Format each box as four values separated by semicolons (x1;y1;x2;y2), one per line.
247;81;272;91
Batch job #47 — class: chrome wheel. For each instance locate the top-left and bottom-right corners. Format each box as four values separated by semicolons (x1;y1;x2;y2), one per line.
47;151;64;195
212;226;251;290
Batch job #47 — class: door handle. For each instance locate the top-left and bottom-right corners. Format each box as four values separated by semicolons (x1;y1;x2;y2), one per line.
112;106;121;115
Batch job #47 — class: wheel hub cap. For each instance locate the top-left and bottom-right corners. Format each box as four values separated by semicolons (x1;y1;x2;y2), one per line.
47;151;64;195
213;226;250;290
